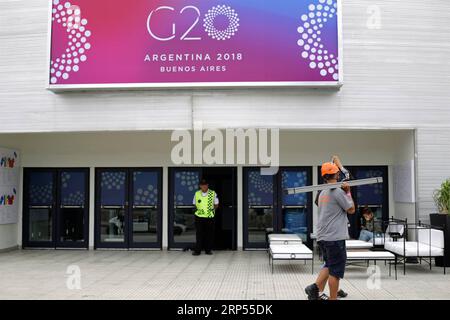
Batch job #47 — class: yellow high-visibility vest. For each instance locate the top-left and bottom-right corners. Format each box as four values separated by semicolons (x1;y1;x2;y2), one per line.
194;189;216;218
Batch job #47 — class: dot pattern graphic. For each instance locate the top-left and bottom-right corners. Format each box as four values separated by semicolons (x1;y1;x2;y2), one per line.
248;171;273;206
174;171;200;205
101;172;125;191
61;172;85;205
203;5;240;41
133;172;158;206
297;0;339;80
29;184;53;205
356;170;384;203
50;0;92;84
282;171;307;205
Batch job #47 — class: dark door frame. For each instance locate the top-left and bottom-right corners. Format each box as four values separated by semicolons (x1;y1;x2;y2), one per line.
242;167;278;249
94;167;163;249
22;168;90;249
168;167;237;250
316;165;390;238
243;166;313;250
277;166;313;248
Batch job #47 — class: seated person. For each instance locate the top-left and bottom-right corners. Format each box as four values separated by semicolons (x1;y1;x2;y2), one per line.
359;207;375;242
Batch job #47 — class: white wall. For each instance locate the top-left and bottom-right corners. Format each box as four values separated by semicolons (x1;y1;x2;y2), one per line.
0;130;414;249
0;0;449;241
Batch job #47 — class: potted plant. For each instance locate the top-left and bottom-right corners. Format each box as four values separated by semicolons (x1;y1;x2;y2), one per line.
431;179;450;267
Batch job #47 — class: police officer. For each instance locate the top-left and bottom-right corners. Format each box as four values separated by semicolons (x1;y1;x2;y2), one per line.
192;179;219;256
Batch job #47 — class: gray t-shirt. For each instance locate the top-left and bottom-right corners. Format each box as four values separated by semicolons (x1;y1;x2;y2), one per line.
317;188;354;242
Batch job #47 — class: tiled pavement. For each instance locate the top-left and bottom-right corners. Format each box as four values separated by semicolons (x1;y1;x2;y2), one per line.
0;250;448;300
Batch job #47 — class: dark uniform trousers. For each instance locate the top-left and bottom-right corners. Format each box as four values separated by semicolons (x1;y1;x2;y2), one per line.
194;215;215;253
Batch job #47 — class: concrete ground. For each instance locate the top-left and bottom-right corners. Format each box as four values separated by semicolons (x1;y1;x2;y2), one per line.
0;250;448;300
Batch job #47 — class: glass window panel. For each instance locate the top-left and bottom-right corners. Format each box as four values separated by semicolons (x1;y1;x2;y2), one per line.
60;171;85;206
100;171;126;206
246;169;274;244
174;171;200;206
281;170;308;242
133;171;158;206
29;208;52;241
247;170;273;206
132;171;159;244
355;169;384;205
173;170;199;244
282;170;308;206
59;208;84;242
28;172;53;206
100;208;125;243
132;208;158;243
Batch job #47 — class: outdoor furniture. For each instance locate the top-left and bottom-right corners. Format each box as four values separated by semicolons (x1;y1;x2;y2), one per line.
385;223;446;276
346;250;397;278
268;233;302;245
269;244;314;274
346;240;373;250
372;217;407;247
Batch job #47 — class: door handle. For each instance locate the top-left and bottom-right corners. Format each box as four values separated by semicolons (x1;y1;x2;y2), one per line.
249;205;273;209
133;205;157;209
101;205;124;209
61;205;84;209
282;205;307;209
175;205;195;209
29;205;52;209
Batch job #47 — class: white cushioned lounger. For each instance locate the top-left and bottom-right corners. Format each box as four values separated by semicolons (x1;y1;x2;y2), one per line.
269;244;313;274
385;227;446;276
384;241;444;257
268;233;302;245
347;251;395;261
346;240;373;250
385;228;444;257
347;251;396;278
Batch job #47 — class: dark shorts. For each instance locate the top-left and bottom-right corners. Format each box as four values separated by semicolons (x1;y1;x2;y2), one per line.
318;240;347;279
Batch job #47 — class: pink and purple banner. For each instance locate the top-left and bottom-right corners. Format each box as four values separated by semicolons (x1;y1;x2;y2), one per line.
48;0;341;88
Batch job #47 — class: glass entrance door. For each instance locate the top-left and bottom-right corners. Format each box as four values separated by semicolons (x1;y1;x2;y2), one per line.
168;167;237;250
243;168;276;248
23;168;89;248
57;169;89;247
95;168;162;249
280;168;312;244
24;170;56;247
130;170;162;248
243;167;313;249
169;169;201;249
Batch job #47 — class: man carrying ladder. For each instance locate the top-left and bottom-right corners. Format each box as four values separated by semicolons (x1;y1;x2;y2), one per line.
305;158;356;300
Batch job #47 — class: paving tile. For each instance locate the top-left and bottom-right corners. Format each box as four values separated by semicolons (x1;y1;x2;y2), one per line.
0;250;449;300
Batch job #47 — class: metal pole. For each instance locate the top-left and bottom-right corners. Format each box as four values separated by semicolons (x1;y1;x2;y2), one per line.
284;177;384;195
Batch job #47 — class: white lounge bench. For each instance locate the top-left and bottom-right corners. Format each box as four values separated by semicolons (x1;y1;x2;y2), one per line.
347;251;397;278
268;233;302;245
346;240;373;250
269;244;314;274
385;226;446;276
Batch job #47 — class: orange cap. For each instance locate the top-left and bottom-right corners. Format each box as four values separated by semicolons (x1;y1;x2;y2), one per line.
321;162;340;177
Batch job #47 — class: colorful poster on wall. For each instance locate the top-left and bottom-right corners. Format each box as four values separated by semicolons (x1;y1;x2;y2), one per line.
0;148;20;225
48;0;342;89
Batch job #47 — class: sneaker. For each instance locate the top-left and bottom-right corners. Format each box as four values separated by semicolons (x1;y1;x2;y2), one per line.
318;293;329;300
320;290;348;300
205;251;213;255
192;251;201;256
304;283;319;300
337;289;348;298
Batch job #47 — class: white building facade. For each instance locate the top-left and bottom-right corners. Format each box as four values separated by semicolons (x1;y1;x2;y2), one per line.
0;0;449;251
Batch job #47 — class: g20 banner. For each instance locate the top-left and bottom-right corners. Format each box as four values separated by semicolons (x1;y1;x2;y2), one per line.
48;0;342;89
